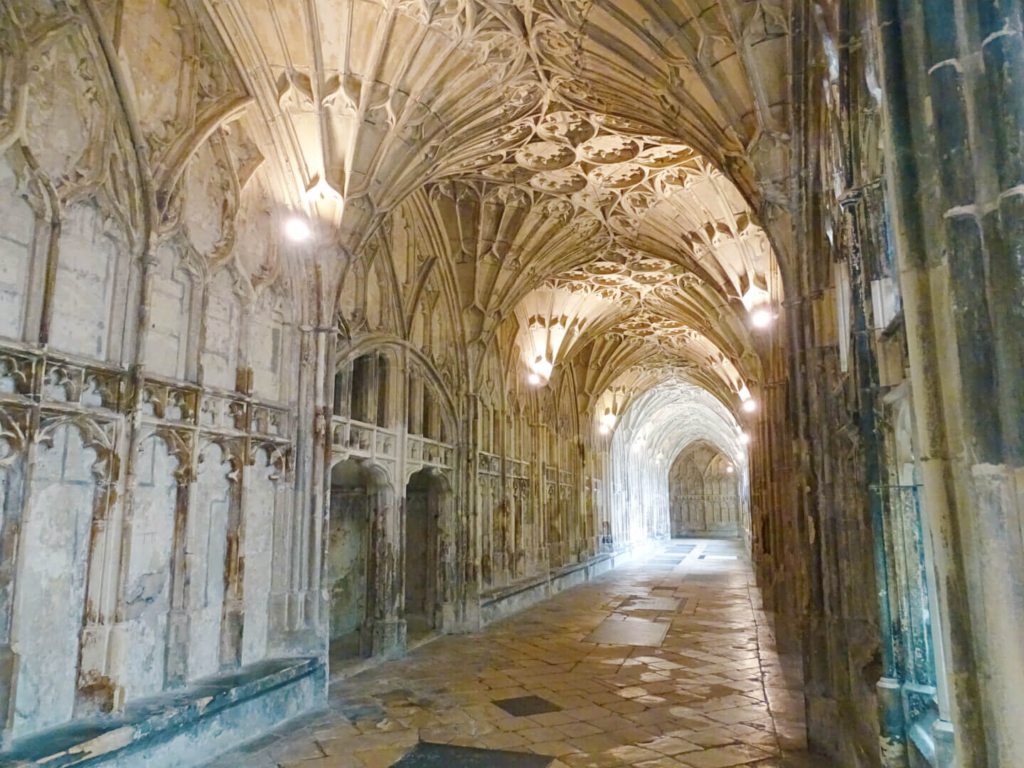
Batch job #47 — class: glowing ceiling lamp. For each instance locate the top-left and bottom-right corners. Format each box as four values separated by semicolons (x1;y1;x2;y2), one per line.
599;423;610;435
739;431;751;444
284;217;312;242
750;307;773;328
533;355;553;381
527;372;542;386
726;465;734;473
739;385;757;414
741;286;771;311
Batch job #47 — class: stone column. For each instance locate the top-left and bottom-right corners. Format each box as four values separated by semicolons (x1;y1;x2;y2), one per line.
873;0;1024;762
290;326;319;633
842;193;909;767
363;473;403;657
462;393;483;630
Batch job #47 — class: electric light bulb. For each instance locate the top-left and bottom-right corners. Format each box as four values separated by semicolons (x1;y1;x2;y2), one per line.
742;399;757;413
739;431;750;444
751;308;772;328
528;372;541;386
601;409;616;428
599;423;610;435
534;357;553;380
726;465;734;473
284;217;311;242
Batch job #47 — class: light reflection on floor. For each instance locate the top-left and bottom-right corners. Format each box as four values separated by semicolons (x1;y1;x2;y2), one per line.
205;539;829;768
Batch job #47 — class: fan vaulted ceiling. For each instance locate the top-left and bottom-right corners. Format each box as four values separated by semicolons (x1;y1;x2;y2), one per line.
205;0;789;415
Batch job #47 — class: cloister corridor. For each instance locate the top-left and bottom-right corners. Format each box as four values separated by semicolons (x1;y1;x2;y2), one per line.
204;541;826;768
6;0;1023;762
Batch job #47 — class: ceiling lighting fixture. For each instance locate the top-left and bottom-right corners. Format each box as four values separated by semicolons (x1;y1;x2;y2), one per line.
751;308;773;328
533;356;553;381
527;372;541;386
742;399;757;413
739;431;750;444
284;217;312;242
726;465;734;473
601;408;616;429
599;423;610;435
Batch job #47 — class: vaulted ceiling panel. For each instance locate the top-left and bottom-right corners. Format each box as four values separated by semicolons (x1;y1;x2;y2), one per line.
194;0;790;432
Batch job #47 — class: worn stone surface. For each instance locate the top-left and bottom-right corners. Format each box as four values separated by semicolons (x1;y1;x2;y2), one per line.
669;444;742;538
204;542;827;768
0;0;1020;765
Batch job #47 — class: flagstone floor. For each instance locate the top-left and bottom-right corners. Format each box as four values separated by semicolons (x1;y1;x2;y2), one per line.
203;540;829;768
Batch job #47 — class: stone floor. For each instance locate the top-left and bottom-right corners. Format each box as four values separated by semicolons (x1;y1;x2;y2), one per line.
204;540;829;768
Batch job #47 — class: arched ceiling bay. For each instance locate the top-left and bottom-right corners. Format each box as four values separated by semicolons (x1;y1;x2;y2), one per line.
610;379;747;472
206;0;789;418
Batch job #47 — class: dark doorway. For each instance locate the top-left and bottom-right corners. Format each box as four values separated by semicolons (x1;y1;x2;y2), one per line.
328;459;386;663
404;469;443;641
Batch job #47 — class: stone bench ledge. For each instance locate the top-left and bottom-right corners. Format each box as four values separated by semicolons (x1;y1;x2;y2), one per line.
1;657;324;768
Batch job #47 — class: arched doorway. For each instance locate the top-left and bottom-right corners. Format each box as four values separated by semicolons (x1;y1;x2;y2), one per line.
328;459;388;662
404;469;443;640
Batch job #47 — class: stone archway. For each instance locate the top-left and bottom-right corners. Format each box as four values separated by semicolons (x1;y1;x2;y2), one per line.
328;459;391;661
404;469;446;641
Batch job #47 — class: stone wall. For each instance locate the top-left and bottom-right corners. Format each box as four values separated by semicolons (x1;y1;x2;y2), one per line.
668;443;742;538
5;0;1021;765
0;1;660;752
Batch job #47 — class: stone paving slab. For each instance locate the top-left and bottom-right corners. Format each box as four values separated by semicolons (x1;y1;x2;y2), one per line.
201;539;828;768
585;616;672;646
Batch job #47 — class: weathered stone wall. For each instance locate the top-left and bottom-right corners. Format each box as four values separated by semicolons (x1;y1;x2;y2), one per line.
0;5;661;750
327;489;369;641
668;443;742;538
746;0;1024;766
0;0;307;746
8;0;1022;765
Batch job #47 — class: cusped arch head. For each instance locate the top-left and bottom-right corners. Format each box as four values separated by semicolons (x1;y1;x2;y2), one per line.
671;440;738;479
405;465;453;495
330;455;395;494
35;415;120;481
